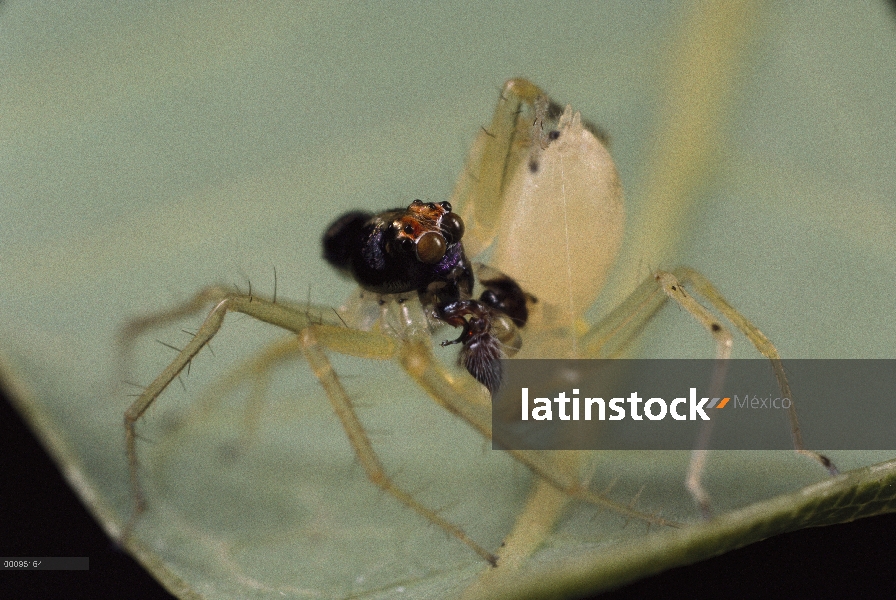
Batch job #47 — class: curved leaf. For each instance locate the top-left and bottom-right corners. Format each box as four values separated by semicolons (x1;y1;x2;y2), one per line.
2;2;895;598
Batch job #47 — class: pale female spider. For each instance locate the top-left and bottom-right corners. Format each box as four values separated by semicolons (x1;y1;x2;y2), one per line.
121;78;834;566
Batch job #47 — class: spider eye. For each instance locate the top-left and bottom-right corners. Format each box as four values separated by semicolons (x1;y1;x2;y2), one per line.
416;231;447;264
403;223;415;235
440;212;465;244
439;201;452;212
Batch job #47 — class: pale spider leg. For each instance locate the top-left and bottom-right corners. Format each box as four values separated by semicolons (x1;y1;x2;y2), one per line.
579;274;669;359
653;270;733;518
298;327;499;566
459;480;568;596
153;335;304;464
168;326;656;570
198;334;302;443
122;290;501;564
467;453;582;582
123;291;678;565
119;286;236;346
122;291;380;518
455;79;545;256
399;339;682;529
117;286;235;399
578;268;836;515
672;267;837;476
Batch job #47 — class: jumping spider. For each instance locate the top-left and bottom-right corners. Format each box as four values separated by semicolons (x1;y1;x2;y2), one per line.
121;78;834;567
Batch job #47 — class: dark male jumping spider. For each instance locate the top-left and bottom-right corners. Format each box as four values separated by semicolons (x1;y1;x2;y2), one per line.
322;199;535;396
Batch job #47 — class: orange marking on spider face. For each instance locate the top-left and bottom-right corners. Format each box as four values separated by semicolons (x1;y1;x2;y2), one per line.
399;202;450;242
407;200;448;223
396;215;426;240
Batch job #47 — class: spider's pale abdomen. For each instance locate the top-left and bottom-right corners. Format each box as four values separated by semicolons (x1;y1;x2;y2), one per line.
491;108;625;332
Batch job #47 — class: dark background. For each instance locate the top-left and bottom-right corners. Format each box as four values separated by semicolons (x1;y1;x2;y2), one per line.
2;384;895;600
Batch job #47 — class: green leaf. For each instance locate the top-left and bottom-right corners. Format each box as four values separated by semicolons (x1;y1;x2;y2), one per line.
2;2;895;598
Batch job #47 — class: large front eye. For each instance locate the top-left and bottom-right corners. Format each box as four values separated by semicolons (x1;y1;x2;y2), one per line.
441;212;464;244
416;231;447;264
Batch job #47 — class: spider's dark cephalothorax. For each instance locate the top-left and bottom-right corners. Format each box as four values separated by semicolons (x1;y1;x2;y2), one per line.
323;199;534;394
